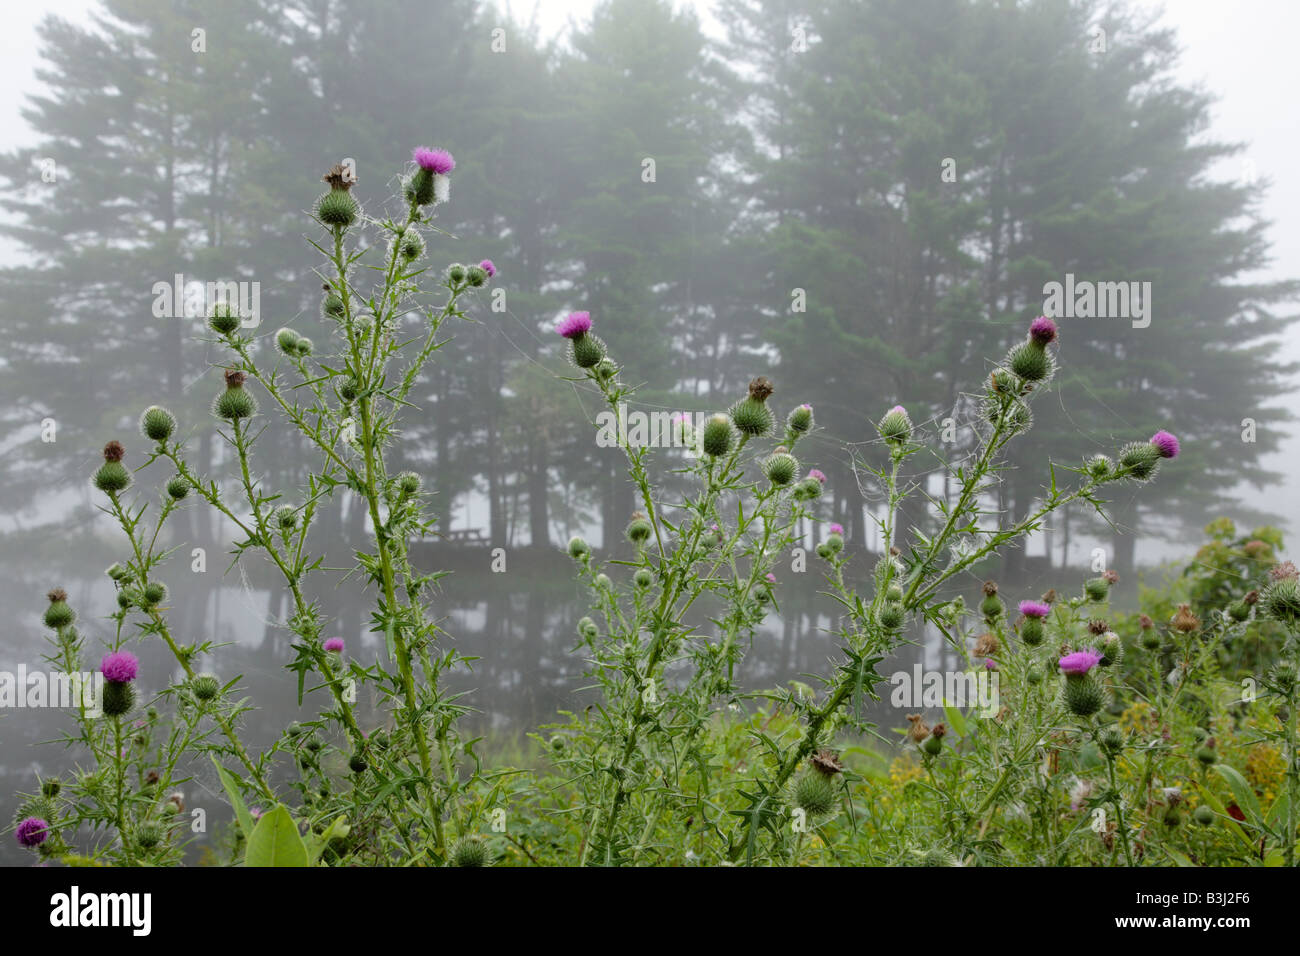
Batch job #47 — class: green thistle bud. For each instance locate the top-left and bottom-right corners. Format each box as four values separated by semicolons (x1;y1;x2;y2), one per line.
447;263;467;284
1195;744;1217;766
793;475;824;500
1272;661;1297;693
141;582;167;607
451;835;491;867
634;568;653;588
1164;807;1182;828
465;264;488;287
625;512;653;545
407;168;437;207
136;823;162;850
397;472;421;496
93;441;131;494
595;573;612;590
988;368;1018;397
209;302;241;336
1087;454;1113;481
107;563;128;581
321;285;345;319
728;377;776;438
1118;441;1160;481
1098;632;1123;667
1007;342;1053;383
43;588;75;629
577;616;598;640
214;369;256;421
338;378;359;402
166;476;190;500
825;531;844;554
273;505;298;530
116;590;134;610
1084;577;1110;602
701;414;735;458
398;228;425;261
549;735;566;753
1026;662;1044;684
570;333;605;369
286;722;304;737
316;187;359;228
879;603;905;630
980;593;1003;621
1062;673;1104;717
295;337;312;357
139;406;176;443
816;542;833;560
101;680;135;717
1227;600;1250;622
1141;628;1161;651
41;779;61;798
877;405;912;443
594;357;618;381
793;772;837;816
568;536;590;560
275;328;300;356
987;398;1031;433
886;584;903;602
1099;726;1125;756
762;447;799;486
1193;804;1215;826
1262;578;1300;627
1019;616;1044;646
787;404;814;435
191;674;220;702
922;727;946;757
348;751;368;774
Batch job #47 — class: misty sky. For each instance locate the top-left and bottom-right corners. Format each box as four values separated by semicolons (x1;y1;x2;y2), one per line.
4;0;1298;545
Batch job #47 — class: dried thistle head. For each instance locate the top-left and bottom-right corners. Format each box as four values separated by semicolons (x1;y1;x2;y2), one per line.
810;748;843;777
982;580;999;597
1244;589;1260;606
47;587;68;603
1102;569;1119;585
974;632;999;657
930;723;947;739
103;441;125;463
1041;588;1057;605
905;713;930;743
322;163;356;191
1087;619;1109;635
747;376;775;402
224;369;247;389
1138;613;1154;629
1171;603;1201;633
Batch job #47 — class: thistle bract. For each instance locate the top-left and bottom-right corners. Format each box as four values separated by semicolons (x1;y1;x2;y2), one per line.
140;406;176;442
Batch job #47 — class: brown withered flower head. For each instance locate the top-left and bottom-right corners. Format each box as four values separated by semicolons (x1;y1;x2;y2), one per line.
1087;619;1109;635
1041;588;1058;605
974;632;999;657
810;748;844;777
322;162;356;191
905;713;930;743
103;441;125;463
224;369;247;389
930;723;947;740
1244;590;1260;606
1138;613;1154;630
1102;570;1119;585
1171;603;1201;634
982;580;999;597
47;587;68;603
747;376;775;402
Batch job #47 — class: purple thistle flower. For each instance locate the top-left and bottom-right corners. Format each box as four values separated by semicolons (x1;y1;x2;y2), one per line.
556;311;592;339
15;817;49;848
1029;316;1058;345
829;523;844;535
984;658;998;671
323;637;345;653
1149;430;1179;459
412;147;455;174
1058;649;1103;676
100;650;138;683
765;573;777;585
479;259;496;278
1018;600;1051;619
808;469;827;484
890;405;906;416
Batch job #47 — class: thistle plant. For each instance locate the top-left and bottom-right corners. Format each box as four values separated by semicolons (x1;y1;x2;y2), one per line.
11;148;499;866
550;313;1200;865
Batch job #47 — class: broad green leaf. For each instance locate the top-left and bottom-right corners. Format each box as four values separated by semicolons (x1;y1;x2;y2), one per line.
942;700;969;738
244;805;309;868
211;755;255;840
1213;764;1262;828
